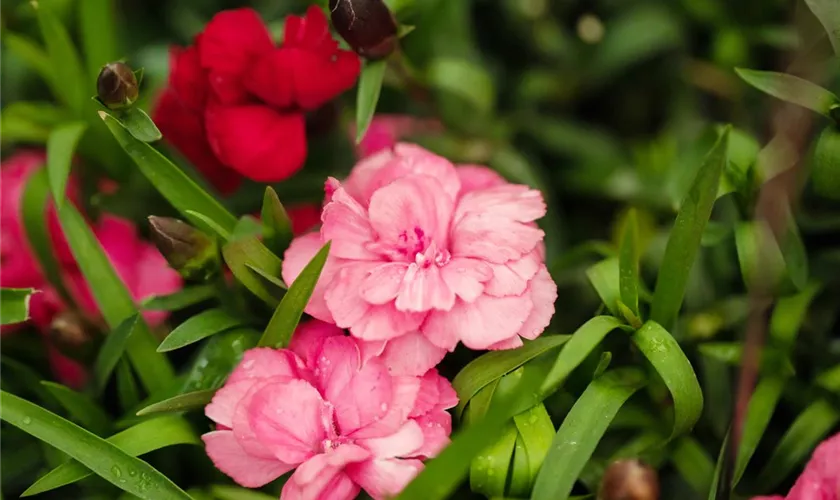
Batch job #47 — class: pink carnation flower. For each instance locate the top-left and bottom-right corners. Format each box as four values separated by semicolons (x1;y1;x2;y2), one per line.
203;320;457;500
282;143;556;354
354;115;443;159
753;432;840;500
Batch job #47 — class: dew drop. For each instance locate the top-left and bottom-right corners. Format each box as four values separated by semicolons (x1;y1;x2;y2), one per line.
111;465;122;478
22;417;32;425
128;468;137;477
380;403;388;411
242;360;255;369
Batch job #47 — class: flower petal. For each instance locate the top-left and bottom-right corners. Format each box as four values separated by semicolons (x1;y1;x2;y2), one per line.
439;257;493;303
450;212;545;264
226;348;303;385
411;411;452;458
352;376;420;439
456;164;506;194
357;421;424;459
282;445;367;500
202;430;293;488
204;105;306;182
282;233;339;323
321;187;380;261
517;266;557;340
289;320;344;368
422;294;533;350
360;263;409;305
206;379;258;428
168;45;207;112
346;458;423;499
483;249;541;297
377;331;447;377
395;259;455;312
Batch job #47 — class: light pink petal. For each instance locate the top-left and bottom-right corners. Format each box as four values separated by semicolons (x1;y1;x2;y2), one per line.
378;331;447;377
227;348;303;385
346;457;424;500
321;187;380;260
784;432;840;500
282;233;340;323
325;261;381;330
202;430;293;487
358;339;388;366
411;411;452;458
451;213;545;264
352;376;421;439
357;420;424;459
422;294;533;351
348;304;425;342
282;445;368;500
206;380;256;428
487;336;524;350
453;185;547;224
439;257;493;303
360;263;409;305
456;165;506;194
247;380;329;464
289;320;344;368
395;259;455;312
316;335;360;399
484;249;541;297
433;373;459;411
343;148;395;205
517;266;557;340
386;143;461;200
409;371;440;418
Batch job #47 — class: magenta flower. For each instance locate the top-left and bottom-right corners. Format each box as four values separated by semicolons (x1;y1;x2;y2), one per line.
753;432;840;500
282;143;557;352
202;320;457;500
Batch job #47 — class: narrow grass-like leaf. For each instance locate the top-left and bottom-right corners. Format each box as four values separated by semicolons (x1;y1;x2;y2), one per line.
46;122;87;208
21;415;199;497
142;285;215;311
732;376;785;486
135;389;216;416
222;236;284;306
3;33;56;93
531;368;647;500
0;288;37;325
355;59;388;143
211;485;277;500
734;221;786;291
586;258;621;317
258;242;330;348
619;209;640;317
769;284;820;350
180;329;260;393
813;126;840;200
32;1;87;115
116;360;141;411
779;202;808;290
157;308;243;352
735;68;839;117
708;431;731;500
93;314;139;394
816;364;840;393
80;0;119;80
755;399;839;492
185;210;232;241
804;0;840;53
670;437;716;495
56;200;173;392
119;108;162;143
453;335;572;419
246;263;287;290
41;382;111;436
512;403;554;491
261;187;293;256
0;391;192;500
651;127;729;329
101;112;237;233
632;321;704;438
470;423;517;497
231;215;263;241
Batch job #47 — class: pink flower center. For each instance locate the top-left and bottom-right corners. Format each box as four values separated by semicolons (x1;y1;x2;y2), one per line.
321;436;352;451
369;226;452;269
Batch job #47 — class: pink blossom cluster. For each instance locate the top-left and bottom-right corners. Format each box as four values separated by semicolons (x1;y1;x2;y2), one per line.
753;432;840;500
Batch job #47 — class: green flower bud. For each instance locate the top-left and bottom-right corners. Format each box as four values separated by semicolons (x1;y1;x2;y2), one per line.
96;62;139;110
598;459;659;500
148;216;218;280
329;0;398;60
49;310;102;364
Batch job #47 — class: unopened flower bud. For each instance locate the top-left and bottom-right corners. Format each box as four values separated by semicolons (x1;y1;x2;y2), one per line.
148;216;218;280
96;62;139;110
49;310;101;363
598;459;659;500
329;0;398;60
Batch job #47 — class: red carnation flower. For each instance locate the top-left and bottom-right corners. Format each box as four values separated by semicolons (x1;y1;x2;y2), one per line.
154;7;360;192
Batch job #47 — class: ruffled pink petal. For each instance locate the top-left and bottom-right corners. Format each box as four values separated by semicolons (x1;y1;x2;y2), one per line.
282;233;339;323
483;249;541;297
282;445;368;500
377;331;447;377
206;380;258;428
351;376;421;439
422;294;533;351
440;257;493;303
456;165;506;195
349;304;426;342
409;371;440;418
411;411;452;458
248;379;330;464
360;263;409;305
227;348;304;385
450;212;545;264
357;420;424;459
321;187;380;261
395;259;455;312
232;378;296;460
346;457;424;500
487;336;524;350
342;148;395;205
433;373;459;411
378;144;462;201
517;266;557;340
453;185;547;224
202;430;293;488
288;320;344;368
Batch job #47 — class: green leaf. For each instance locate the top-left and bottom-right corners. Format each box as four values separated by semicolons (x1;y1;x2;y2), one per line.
46;122;87;208
812;126;840;201
531;368;647;500
428;58;495;115
135;389;216;416
707;431;731;500
732;376;786;486
116;360;141;411
41;382;111;436
734;221;787;291
258;242;331;348
231;215;263;241
210;485;277;500
735;68;839;117
93;314;139;394
619;209;640;318
355;59;388;143
1;391;191;500
3;32;56;93
185;210;232;241
261;187;293;256
222;236;284;306
142;285;216;311
80;0;119;80
586;258;621;317
632;321;704;438
21;415;199;497
118;108;162;143
157;308;244;352
56;200;174;393
670;436;716;494
0;288;37;325
470;422;517;497
769;283;820;351
816;364;840;393
32;0;87;115
1;100;71;144
511;403;554;493
180;329;260;393
101;112;237;233
651;127;729;329
453;334;572;419
804;0;840;54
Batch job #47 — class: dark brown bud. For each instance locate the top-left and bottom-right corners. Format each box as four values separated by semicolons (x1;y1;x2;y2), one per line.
96;62;139;110
598;459;659;500
148;216;218;280
329;0;398;60
49;310;101;363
